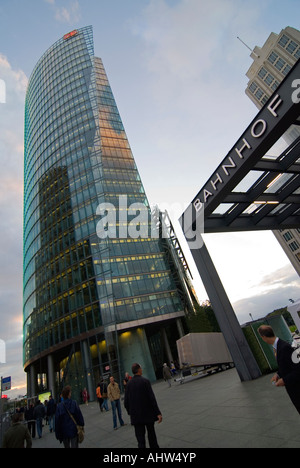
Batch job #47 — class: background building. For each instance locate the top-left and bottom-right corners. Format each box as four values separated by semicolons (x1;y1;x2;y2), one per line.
23;26;195;401
245;26;300;275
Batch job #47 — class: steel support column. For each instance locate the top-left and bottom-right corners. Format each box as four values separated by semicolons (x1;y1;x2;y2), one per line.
47;354;55;398
190;236;261;381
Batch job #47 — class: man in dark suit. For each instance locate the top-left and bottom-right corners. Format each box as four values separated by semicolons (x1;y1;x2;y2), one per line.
258;325;300;413
124;363;162;448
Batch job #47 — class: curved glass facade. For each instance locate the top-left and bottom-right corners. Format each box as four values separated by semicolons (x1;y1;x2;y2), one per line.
23;26;188;399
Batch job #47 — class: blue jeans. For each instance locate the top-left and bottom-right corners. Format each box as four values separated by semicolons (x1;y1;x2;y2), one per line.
111;399;124;429
36;417;43;438
101;398;109;412
48;414;55;432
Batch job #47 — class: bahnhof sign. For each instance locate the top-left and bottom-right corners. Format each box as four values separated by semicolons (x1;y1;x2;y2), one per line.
180;59;300;382
182;59;300;235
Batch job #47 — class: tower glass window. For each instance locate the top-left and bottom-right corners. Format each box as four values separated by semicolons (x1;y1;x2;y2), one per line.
23;26;191;399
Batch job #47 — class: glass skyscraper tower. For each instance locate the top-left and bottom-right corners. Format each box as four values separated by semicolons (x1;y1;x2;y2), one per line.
23;26;192;400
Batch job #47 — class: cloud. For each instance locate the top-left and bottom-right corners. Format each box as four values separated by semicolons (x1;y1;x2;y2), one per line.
0;54;27;97
45;0;81;24
258;265;300;290
127;0;273;209
0;54;27;397
233;264;300;324
135;0;263;102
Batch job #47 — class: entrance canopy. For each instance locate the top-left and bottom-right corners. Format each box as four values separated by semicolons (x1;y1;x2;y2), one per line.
180;59;300;234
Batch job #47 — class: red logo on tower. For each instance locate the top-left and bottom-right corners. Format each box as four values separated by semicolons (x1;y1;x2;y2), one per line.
63;30;78;40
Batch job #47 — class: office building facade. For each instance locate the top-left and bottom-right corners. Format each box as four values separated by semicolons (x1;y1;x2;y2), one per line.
23;26;192;400
245;26;300;276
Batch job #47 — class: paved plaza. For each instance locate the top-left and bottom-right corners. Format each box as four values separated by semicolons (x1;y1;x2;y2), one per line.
31;369;300;449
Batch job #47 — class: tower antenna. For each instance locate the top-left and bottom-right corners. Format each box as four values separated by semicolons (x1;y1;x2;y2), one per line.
237;37;260;58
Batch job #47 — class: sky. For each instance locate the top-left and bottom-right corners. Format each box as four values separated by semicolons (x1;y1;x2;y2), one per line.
0;0;300;397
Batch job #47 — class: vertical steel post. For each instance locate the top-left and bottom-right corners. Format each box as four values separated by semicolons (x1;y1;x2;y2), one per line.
190;237;261;381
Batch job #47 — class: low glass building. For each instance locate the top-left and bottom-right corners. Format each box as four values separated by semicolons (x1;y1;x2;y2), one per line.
23;26;194;401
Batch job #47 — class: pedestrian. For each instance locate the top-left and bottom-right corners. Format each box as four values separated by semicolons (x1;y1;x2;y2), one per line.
55;385;85;448
96;383;103;412
33;400;46;439
100;379;109;412
124;363;162;449
44;400;49;426
47;395;56;432
25;403;36;439
163;363;173;388
107;376;125;430
2;412;32;448
82;387;89;406
170;361;177;376
258;325;300;413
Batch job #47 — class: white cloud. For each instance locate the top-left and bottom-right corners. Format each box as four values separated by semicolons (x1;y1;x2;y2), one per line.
128;0;271;210
0;54;27;95
233;264;300;324
45;0;81;24
135;0;263;102
0;54;27;396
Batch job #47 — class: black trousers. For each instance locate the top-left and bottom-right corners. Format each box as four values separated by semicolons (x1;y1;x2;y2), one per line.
134;423;159;449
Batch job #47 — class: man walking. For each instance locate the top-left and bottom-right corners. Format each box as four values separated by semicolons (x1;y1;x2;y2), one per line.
124;363;162;449
163;363;173;388
47;395;56;433
2;413;32;448
107;376;125;430
258;325;300;413
33;400;46;439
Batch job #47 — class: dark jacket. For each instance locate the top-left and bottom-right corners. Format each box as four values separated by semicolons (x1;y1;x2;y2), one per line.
55;398;84;442
47;398;56;416
277;338;300;413
163;365;172;380
25;405;34;422
33;403;45;420
124;375;161;425
2;423;32;448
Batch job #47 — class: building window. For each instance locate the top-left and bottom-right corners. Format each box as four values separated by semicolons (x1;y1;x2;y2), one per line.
271;80;280;91
289;241;300;252
287;40;298;55
279;34;290;48
278;34;300;61
249;82;258;93
283;64;292;76
248;81;268;105
283;231;294;241
268;52;292;77
255;88;264;100
258;67;268;79
275;57;286;71
268;52;278;64
265;73;275;86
